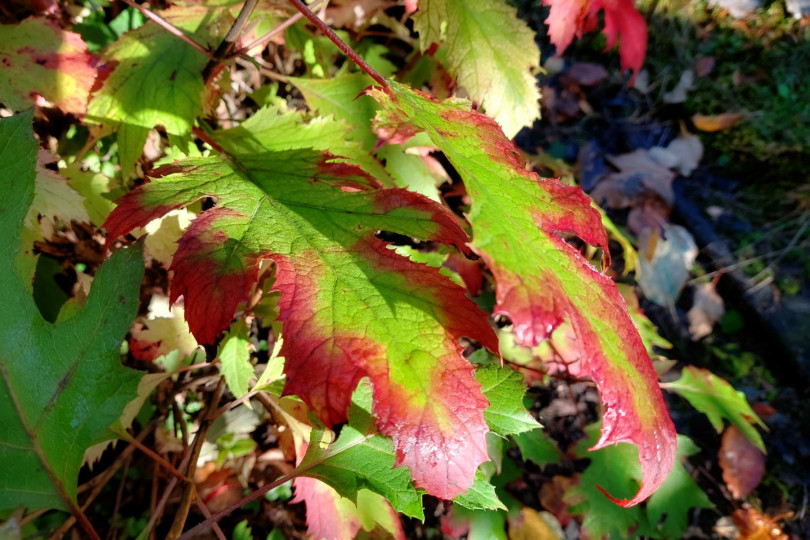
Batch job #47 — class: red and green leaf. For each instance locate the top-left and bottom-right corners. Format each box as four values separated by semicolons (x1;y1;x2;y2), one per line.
543;0;648;77
103;114;498;499
0;17;96;115
369;81;676;506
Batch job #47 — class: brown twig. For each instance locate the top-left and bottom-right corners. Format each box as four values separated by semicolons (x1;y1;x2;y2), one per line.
235;0;325;55
141;421;199;536
203;0;260;82
287;0;387;87
111;427;188;482
178;470;298;540
48;423;156;539
166;379;228;540
106;455;132;540
193;499;228;540
119;0;212;58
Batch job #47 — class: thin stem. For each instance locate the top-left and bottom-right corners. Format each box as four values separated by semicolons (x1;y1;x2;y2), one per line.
204;0;260;81
111;427;187;482
120;0;212;58
236;0;326;55
193;499;228;540
287;0;387;87
49;422;156;540
178;471;298;540
166;379;227;540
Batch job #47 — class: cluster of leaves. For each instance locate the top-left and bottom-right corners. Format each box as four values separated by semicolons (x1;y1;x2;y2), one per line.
0;0;771;538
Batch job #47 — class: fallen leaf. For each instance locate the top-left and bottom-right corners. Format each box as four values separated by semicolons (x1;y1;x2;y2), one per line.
692;112;746;132
649;133;704;176
732;507;790;540
508;507;564;540
719;425;765;499
695;56;716;77
539;476;577;526
637;224;698;307
687;282;726;340
566;62;608;86
663;69;695;104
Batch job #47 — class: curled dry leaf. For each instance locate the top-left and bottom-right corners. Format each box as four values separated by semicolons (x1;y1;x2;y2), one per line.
732;507;791;540
692;112;746;132
687;282;726;340
719;425;765;499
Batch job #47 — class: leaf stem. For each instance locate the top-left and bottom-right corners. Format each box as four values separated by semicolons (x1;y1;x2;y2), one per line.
111;427;187;482
204;0;260;82
166;378;227;540
236;0;326;55
287;0;388;87
120;0;212;58
178;470;298;540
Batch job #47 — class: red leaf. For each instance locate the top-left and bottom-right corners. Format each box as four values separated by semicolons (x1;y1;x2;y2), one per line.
719;425;765;499
543;0;648;77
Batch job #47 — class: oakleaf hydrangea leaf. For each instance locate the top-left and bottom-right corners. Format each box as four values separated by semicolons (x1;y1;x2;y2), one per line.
565;423;651;538
297;381;423;519
103;113;498;499
293;481;406;540
0;111;144;511
513;429;562;467
369;80;676;506
413;0;541;138
476;364;540;436
86;5;228;174
214;106;392;185
218;320;253;399
663;366;766;452
647;436;713;539
0;18;96;115
453;470;506;512
289;73;378;149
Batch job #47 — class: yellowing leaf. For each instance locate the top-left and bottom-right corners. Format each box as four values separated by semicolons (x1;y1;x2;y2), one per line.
0;17;95;115
414;0;541;138
692;112;745;132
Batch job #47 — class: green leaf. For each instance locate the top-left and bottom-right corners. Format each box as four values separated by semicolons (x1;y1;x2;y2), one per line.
413;0;541;138
0;111;144;511
214;106;392;186
453;471;506;511
647;436;713;539
298;380;424;519
218;320;254;399
565;423;652;539
512;429;561;468
289;73;377;149
662;366;766;452
476;364;540;436
86;5;227;174
378;133;447;202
